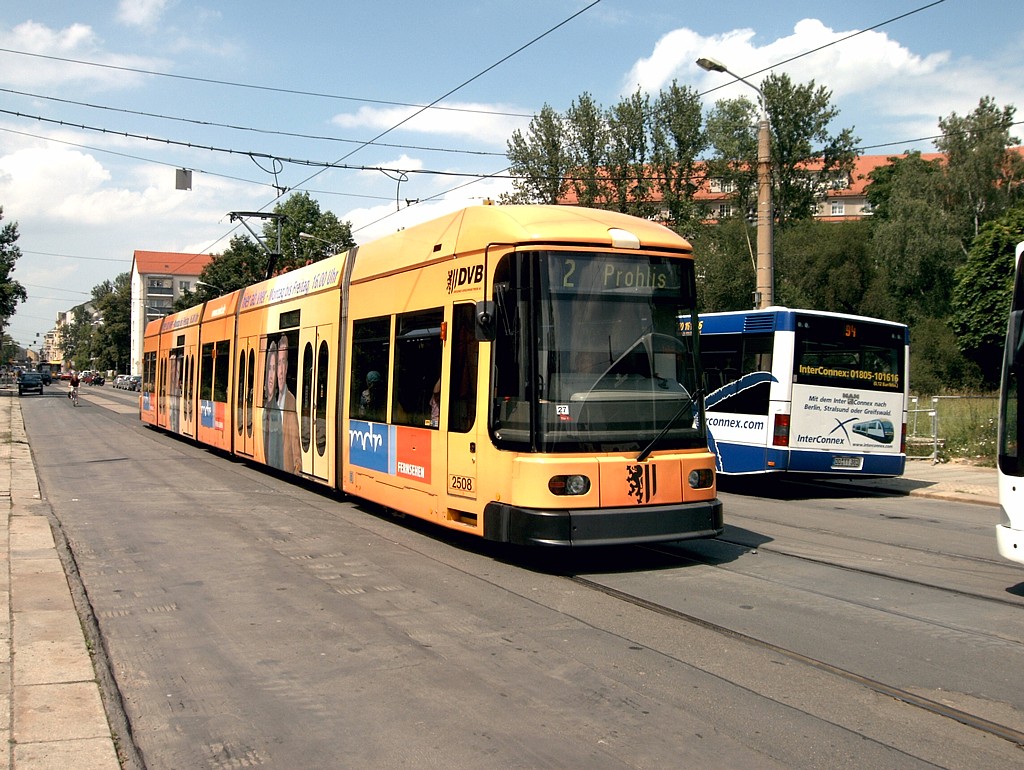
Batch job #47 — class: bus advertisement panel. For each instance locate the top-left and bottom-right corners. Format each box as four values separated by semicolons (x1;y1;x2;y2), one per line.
790;384;902;455
698;308;909;476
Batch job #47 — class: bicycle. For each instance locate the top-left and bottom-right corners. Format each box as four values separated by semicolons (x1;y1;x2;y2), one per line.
69;385;79;406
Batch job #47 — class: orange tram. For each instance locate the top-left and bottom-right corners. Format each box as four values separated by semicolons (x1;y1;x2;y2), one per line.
141;204;723;546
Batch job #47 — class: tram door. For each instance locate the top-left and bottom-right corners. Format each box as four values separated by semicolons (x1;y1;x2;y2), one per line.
156;350;170;430
166;344;195;437
445;304;481;508
299;325;333;480
180;344;198;439
234;338;258;457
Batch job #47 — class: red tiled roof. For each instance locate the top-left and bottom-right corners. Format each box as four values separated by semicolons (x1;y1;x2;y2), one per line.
556;152;947;206
132;250;212;276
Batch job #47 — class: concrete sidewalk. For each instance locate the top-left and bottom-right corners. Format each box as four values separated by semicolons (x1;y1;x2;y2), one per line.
820;456;998;506
1;395;120;770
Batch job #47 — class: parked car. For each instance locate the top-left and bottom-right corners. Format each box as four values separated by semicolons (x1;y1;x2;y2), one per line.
18;370;44;396
113;374;129;389
128;375;142;391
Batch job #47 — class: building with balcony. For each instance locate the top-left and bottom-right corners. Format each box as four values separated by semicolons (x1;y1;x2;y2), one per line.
129;250;212;375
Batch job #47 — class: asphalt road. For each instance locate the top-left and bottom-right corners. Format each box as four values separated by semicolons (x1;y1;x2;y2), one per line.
20;385;1024;769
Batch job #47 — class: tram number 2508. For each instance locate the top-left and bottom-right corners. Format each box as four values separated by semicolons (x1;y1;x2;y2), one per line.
448;474;476;498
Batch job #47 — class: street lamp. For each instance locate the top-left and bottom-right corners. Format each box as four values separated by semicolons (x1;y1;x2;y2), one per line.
299;231;338;252
697;56;774;309
196;280;224;295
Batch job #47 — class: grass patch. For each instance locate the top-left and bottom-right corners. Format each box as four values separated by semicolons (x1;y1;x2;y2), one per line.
909;394;998;466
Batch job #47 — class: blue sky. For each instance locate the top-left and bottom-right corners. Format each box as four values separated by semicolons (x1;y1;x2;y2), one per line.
1;0;1022;351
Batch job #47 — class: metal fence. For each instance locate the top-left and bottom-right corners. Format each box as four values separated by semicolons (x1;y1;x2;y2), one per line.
907;395;941;463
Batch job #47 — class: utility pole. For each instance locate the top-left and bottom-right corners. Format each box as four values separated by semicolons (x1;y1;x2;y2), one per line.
697;57;774;309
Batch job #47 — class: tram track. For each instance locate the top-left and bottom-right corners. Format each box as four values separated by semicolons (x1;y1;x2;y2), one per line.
713;531;1024;610
570;572;1024;749
725;503;1010;571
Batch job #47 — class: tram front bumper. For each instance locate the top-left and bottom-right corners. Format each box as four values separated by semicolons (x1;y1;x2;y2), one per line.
483;499;724;547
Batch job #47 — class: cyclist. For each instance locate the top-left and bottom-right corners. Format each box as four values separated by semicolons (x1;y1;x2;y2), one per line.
69;371;80;406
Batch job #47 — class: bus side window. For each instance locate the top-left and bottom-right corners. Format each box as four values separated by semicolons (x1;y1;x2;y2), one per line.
742;334;773;375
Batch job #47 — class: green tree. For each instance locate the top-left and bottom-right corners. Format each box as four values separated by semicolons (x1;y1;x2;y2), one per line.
175;193;354;311
504;105;569;204
704;96;759;218
864;153;961;324
90;273;132;373
704;75;859;229
564;92;610;207
650;81;708;237
864;151;943;222
0;206;28;336
1;334;20;366
59;305;94;371
760;73;860;228
604;89;652;215
774;220;875;314
950;205;1024;386
936;97;1023;249
267;191;355;273
908;316;983;395
691;218;756;312
176;235;264;310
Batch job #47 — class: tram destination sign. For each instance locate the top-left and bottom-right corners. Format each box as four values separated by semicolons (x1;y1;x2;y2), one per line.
553;255;682;294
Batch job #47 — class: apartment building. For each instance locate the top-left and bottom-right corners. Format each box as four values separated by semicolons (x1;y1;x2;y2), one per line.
129;250;212;375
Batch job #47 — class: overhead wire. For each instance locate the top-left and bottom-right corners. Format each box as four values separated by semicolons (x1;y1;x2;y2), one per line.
0;86;506;158
0;0;957;215
0;51;535;119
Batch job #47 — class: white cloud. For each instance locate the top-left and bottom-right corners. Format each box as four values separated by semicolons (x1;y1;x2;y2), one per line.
0;20;163;90
626;20;947;100
117;0;171;29
331;102;530;146
620;18;1024;150
344;176;514;243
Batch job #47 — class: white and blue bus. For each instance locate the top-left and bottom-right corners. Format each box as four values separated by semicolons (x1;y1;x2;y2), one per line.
996;242;1024;565
690;307;909;476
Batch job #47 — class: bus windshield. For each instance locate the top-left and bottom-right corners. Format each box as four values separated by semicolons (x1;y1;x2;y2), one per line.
490;250;704;452
792;313;905;393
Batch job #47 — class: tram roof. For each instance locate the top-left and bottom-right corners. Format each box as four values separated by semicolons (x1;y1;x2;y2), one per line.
350;204;692;280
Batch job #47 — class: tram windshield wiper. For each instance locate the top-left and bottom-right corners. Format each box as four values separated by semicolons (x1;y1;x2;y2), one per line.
636;388;700;463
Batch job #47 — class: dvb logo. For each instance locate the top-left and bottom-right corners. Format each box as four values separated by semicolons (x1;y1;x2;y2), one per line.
447;264;484;294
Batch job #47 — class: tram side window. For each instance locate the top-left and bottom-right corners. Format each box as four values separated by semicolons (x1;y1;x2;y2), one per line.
143;351;156;394
213;341;230;402
200;342;215;401
449;304;479;433
350;316;390;422
393;308;443;429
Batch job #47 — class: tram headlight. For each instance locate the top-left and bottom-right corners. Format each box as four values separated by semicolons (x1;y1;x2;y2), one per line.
548;474;591;496
688;468;714;489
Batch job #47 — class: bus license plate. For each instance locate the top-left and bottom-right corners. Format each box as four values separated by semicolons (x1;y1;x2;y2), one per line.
832;456;863;470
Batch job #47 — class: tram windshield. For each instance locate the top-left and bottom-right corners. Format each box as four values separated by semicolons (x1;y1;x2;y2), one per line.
490;250;704;452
